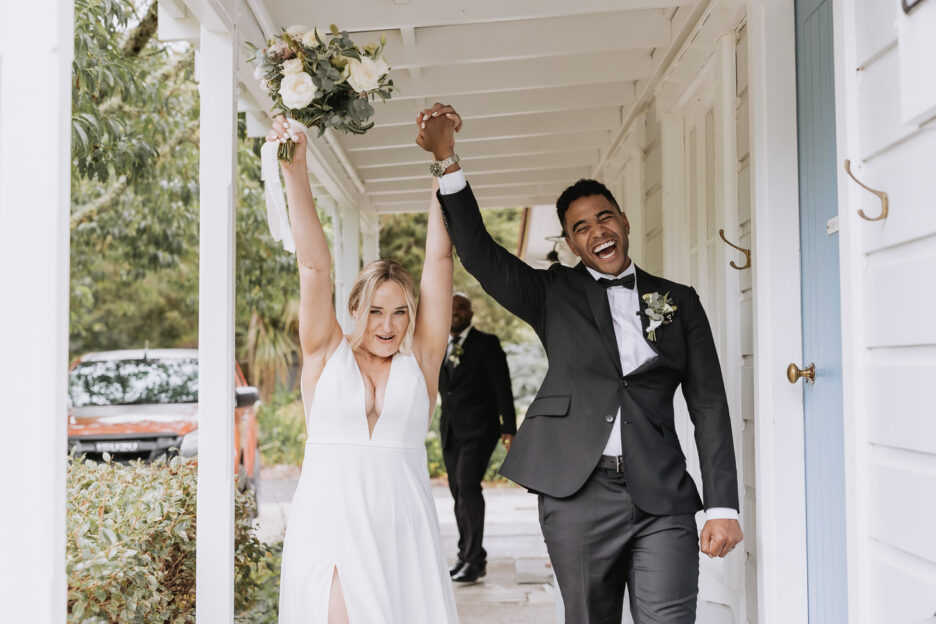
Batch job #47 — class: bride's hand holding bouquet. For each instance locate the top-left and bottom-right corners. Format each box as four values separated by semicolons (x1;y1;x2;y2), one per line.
249;24;394;252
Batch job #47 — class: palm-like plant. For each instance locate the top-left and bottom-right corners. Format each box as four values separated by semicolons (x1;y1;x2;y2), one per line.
241;301;301;401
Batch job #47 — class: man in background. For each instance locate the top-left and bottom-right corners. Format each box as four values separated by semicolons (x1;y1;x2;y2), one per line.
439;293;517;583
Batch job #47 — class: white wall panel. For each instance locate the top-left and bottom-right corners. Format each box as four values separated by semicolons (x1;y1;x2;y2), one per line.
868;454;936;564
863;241;936;347
853;0;897;66
856;46;915;159
868;549;936;624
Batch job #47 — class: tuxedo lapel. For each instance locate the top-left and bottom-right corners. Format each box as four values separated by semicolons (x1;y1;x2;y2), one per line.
576;263;623;376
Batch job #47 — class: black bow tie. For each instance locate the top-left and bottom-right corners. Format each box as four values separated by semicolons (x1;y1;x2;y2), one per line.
596;274;635;289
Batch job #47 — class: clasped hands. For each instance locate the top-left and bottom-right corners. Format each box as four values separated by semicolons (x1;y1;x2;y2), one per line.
415;103;462;161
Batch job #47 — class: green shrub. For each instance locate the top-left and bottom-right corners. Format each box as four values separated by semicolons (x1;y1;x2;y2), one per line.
66;455;274;623
257;388;306;466
234;541;282;623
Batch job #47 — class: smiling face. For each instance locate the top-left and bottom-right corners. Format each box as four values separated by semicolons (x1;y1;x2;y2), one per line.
563;194;631;275
360;280;411;358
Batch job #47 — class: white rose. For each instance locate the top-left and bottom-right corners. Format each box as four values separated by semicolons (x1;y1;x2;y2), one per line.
280;73;318;109
301;27;325;48
285;24;307;36
281;58;304;75
253;65;265;80
374;56;390;78
347;57;381;93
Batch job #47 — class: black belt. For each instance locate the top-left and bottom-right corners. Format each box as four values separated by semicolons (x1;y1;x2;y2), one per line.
596;454;625;473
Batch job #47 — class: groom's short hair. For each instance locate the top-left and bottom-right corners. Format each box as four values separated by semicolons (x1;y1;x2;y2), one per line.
556;179;621;233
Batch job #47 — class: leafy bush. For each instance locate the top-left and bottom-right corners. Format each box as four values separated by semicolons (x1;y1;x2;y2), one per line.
257;388;306;466
66;455;274;623
234;541;283;623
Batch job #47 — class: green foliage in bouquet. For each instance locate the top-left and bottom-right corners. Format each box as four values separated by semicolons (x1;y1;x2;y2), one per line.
247;24;395;161
66;455;274;623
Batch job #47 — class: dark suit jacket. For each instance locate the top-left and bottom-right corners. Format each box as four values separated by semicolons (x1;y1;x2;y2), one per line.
439;327;517;449
437;184;739;515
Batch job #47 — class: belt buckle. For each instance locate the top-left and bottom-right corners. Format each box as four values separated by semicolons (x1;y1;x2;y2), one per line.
614;455;622;473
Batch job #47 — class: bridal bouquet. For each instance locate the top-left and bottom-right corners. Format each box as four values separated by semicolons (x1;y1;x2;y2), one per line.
247;25;394;252
247;24;395;162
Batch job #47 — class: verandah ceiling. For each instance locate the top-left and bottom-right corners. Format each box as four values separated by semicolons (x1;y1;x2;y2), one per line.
255;0;695;213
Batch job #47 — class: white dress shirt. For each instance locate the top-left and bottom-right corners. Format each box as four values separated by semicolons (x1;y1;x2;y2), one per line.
438;168;738;521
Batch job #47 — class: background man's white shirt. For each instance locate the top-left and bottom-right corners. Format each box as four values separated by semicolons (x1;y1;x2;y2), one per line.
438;168;738;521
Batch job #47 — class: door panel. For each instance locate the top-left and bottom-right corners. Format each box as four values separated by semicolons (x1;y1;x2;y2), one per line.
795;0;848;621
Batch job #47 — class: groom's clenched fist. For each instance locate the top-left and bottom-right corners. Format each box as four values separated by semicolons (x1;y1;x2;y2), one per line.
415;103;462;161
700;519;744;558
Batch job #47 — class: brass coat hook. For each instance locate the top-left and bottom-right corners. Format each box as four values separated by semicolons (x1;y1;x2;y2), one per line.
844;159;889;221
718;229;751;270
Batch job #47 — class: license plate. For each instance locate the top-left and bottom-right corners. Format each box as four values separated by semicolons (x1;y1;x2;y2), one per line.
95;441;140;453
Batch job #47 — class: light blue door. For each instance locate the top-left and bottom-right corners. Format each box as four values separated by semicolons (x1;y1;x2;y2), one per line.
795;0;848;621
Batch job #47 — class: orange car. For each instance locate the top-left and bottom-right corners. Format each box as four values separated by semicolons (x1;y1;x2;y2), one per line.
67;348;261;496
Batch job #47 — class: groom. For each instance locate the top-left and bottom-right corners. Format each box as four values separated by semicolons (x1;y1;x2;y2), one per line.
416;105;742;623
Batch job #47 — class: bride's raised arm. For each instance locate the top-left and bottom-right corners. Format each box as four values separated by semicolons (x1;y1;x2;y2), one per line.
268;117;342;367
413;176;454;376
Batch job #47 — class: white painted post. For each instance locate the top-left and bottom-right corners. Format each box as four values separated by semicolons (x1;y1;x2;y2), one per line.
747;0;809;622
195;25;237;622
0;1;72;620
330;202;361;333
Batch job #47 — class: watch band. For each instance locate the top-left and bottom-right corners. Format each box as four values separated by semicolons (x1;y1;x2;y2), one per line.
429;153;460;177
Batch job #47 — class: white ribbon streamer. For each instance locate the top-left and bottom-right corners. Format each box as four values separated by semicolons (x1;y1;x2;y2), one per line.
260;118;309;253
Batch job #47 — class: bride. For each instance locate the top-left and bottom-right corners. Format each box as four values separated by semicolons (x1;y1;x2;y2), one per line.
268;115;459;623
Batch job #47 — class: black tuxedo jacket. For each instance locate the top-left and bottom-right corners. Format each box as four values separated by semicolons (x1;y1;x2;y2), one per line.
438;327;517;449
438;184;739;515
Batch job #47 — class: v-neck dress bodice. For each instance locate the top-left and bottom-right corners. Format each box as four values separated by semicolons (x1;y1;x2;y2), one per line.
278;338;458;624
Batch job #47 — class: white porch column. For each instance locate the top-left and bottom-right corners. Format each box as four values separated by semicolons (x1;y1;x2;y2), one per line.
329;202;361;332
195;25;237;622
747;0;808;622
360;205;380;265
0;1;72;620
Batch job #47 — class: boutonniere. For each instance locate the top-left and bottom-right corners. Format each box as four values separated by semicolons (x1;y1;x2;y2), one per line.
448;343;465;366
641;292;677;342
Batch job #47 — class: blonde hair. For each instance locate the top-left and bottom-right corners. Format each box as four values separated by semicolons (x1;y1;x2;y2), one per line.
347;259;417;354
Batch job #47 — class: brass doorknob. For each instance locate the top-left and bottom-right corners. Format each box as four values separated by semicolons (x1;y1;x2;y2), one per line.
787;362;815;384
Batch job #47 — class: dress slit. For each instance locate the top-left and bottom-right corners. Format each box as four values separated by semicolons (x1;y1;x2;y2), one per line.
327;566;351;624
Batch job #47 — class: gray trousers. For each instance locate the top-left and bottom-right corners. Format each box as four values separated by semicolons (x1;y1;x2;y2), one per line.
539;467;699;624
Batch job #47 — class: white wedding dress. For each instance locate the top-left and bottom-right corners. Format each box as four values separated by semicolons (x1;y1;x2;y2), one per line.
278;337;459;624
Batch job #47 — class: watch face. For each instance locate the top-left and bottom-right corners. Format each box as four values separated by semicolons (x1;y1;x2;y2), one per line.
429;162;444;177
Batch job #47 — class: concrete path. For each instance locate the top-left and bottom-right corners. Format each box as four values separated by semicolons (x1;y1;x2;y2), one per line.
257;466;558;623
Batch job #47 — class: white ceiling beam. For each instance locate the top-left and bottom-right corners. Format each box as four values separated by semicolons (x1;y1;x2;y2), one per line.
340;108;621;151
384;51;653;100
365;165;592;193
369;180;568;204
269;0;690;32
349;130;612;168
374;191;561;212
244;0;277;39
381;11;671;69
358;149;600;180
371;83;637;127
181;0;233;33
158;0;188;19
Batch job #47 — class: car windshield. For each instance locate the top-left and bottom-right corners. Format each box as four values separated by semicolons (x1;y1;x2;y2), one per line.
69;358;199;407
